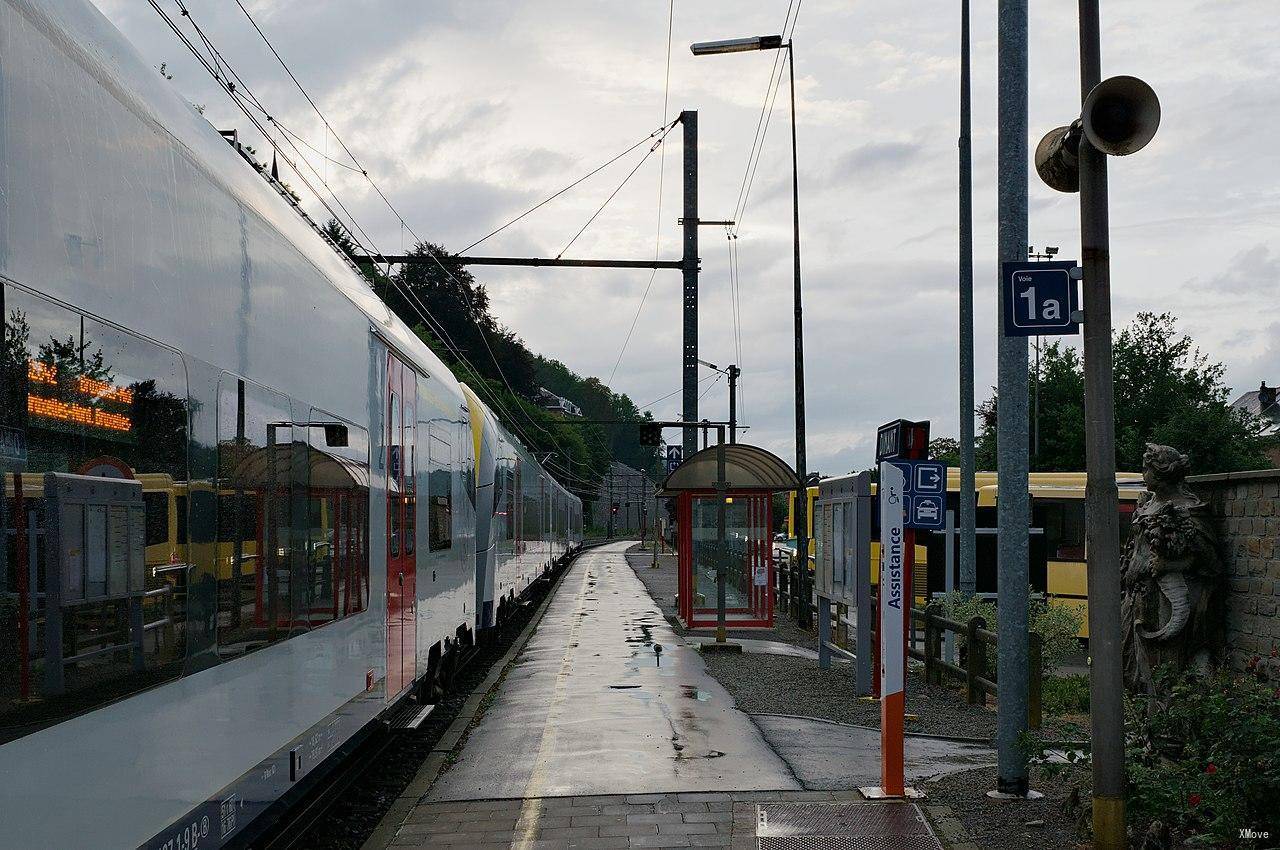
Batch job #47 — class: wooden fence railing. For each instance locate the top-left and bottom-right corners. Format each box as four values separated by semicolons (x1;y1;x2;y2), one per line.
909;602;1042;729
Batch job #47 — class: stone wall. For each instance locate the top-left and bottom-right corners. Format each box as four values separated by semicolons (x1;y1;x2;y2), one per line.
1188;468;1280;670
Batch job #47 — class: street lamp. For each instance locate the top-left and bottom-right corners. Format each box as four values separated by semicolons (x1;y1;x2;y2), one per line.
691;32;810;627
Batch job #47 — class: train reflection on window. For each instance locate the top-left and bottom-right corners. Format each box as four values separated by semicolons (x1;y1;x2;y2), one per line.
214;378;370;657
1;286;187;743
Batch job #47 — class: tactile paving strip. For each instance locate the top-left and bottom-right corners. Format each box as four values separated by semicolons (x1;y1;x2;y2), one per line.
755;802;943;850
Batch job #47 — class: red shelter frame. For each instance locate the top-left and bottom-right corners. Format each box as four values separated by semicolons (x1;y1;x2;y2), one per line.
675;490;775;630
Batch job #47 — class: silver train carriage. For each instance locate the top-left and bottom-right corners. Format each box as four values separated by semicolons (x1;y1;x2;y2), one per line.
0;1;582;848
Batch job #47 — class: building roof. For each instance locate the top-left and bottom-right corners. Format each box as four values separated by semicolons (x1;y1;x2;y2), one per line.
1230;382;1280;436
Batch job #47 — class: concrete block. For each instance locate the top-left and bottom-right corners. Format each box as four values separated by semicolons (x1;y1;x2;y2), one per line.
599;824;659;837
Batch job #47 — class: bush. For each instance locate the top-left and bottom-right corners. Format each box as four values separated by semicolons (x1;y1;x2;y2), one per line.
933;588;1084;681
1126;660;1280;844
1042;674;1090;716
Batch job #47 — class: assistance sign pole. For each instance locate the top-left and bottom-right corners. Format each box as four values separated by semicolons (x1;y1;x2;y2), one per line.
861;460;915;799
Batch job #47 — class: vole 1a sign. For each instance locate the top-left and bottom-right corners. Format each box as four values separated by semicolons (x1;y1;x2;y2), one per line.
1001;260;1080;337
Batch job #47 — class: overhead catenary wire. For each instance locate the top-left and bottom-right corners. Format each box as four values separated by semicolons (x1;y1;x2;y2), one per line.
555;123;676;260
222;0;578;461
729;0;803;236
461;118;679;254
606;0;676;389
154;0;561;468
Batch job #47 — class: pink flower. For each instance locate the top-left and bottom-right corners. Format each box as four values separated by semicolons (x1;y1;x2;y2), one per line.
1205;764;1217;775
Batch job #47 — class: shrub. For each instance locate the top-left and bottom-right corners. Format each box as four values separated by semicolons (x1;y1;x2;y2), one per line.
1126;661;1280;844
933;588;1083;681
1042;673;1090;716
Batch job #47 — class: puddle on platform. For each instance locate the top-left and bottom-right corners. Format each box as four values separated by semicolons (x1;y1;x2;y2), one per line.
680;684;712;701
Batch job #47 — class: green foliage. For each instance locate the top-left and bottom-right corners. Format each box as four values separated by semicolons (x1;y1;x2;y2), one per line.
928;437;961;467
320;221;660;507
975;312;1269;474
1126;661;1280;844
1041;674;1090;716
933;589;1083;680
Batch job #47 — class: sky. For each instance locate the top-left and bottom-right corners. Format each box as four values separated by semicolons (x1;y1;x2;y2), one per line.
98;0;1280;475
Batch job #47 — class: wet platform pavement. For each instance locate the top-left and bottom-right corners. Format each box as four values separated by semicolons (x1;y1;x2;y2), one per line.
379;542;968;849
427;543;799;800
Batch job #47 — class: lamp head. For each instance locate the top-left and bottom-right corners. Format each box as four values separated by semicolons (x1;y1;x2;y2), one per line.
691;34;784;55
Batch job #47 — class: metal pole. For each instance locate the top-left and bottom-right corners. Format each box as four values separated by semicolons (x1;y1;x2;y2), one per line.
715;426;728;643
1078;1;1126;843
728;365;739;444
958;0;977;599
787;41;811;630
995;0;1031;797
944;509;956;664
681;111;700;459
1034;336;1041;464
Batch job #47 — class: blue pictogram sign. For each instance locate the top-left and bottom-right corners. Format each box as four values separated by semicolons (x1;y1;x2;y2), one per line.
1002;260;1081;337
665;445;683;474
883;460;946;530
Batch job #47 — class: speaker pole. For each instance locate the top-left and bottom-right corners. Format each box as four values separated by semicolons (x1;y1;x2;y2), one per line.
1078;1;1126;847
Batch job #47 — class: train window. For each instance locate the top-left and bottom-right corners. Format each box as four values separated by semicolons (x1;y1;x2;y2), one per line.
389;392;401;559
143;492;168;546
428;433;452;551
301;411;369;628
214;375;294;657
1037;499;1086;561
0;285;188;743
175;494;188;545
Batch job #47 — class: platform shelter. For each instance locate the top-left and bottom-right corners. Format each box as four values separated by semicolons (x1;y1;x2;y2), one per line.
660;443;800;630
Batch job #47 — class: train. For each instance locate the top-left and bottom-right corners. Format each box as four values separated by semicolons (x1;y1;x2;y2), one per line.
0;1;582;847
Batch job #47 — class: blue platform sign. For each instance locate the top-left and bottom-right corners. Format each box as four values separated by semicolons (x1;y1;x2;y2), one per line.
665;445;683;474
883;460;946;530
1002;260;1080;337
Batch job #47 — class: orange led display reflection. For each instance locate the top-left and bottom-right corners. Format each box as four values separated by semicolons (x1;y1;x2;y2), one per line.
26;360;134;403
28;395;132;432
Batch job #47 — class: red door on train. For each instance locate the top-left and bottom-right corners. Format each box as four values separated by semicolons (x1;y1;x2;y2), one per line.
386;353;418;699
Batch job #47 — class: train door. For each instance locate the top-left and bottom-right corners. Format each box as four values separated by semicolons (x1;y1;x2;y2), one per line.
385;353;417;699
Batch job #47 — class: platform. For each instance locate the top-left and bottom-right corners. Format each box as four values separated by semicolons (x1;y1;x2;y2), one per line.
376;542;975;849
426;542;799;801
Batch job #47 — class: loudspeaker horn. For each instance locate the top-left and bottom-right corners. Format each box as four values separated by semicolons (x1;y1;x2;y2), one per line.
1082;75;1161;156
1035;121;1082;194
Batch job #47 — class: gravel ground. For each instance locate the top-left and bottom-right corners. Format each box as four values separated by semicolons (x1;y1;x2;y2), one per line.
624;543;1088;743
924;764;1092;850
701;651;999;739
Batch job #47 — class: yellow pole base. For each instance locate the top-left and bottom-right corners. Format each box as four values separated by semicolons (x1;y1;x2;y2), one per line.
1092;795;1126;850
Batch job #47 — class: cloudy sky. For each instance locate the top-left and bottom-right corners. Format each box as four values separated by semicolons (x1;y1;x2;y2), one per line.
98;0;1279;474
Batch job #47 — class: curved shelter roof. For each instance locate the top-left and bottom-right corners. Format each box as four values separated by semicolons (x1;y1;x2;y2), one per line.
228;441;371;491
660;443;800;494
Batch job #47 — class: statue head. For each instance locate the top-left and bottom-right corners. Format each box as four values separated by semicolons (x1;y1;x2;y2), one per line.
1142;443;1191;495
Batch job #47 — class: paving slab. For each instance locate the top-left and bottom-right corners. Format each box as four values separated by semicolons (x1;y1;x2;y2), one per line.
750;714;995;790
427;543;800;801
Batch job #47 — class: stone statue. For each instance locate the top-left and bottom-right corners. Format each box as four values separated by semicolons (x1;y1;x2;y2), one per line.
1120;444;1223;694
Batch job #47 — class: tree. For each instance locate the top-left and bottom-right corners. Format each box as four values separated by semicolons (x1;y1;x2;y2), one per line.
928;437;961;467
976;312;1267;474
317;221;663;503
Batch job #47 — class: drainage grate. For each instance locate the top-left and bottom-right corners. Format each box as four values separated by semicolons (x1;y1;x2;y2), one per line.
755;803;942;850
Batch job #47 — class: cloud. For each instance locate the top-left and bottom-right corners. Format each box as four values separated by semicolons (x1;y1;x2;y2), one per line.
99;0;1280;474
1201;244;1280;296
833;140;924;183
